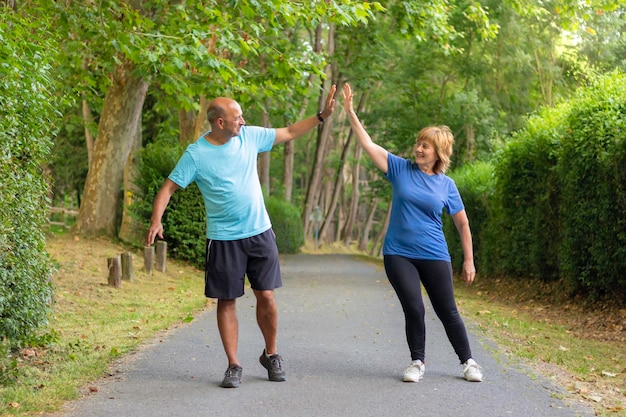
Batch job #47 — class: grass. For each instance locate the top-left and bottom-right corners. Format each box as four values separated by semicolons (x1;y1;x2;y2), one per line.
1;234;625;416
1;233;209;416
454;280;626;415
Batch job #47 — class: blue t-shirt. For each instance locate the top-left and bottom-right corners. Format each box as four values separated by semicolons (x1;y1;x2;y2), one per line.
383;153;464;261
168;125;276;240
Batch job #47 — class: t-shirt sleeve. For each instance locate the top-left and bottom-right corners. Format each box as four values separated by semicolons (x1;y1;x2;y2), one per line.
445;178;465;215
168;150;197;189
385;152;404;181
243;126;276;153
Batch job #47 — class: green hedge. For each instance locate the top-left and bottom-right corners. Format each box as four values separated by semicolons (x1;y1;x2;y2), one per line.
266;196;305;254
556;73;626;297
472;71;626;300
488;104;567;280
0;13;61;342
135;138;206;268
445;161;495;274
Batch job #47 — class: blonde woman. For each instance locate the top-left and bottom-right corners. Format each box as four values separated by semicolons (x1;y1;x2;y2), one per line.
342;83;482;383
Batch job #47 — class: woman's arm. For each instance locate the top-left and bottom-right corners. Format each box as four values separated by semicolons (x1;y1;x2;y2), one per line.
451;209;476;284
342;83;388;173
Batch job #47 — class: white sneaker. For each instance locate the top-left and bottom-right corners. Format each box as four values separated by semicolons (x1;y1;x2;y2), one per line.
403;360;425;382
462;358;483;382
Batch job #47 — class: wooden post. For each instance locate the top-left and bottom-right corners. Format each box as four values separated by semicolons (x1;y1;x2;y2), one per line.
121;252;134;282
144;246;154;275
156;240;167;272
107;256;122;288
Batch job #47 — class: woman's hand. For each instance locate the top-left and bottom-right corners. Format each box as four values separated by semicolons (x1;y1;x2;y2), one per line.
342;83;354;113
462;260;476;284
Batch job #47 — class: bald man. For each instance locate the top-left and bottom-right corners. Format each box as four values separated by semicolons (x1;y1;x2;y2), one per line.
146;86;336;388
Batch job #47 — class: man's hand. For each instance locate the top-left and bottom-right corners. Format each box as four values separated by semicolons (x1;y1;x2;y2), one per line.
319;84;337;120
145;222;164;247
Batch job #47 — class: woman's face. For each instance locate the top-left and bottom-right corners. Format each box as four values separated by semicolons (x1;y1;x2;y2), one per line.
413;139;438;168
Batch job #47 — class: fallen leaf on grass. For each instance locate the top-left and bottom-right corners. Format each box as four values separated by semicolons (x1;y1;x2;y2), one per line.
582;394;602;403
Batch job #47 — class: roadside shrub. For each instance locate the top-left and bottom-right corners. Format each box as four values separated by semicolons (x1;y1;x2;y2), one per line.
266;196;304;254
164;184;206;268
445;161;495;274
488;104;567;280
0;13;62;343
135;138;205;268
557;72;626;298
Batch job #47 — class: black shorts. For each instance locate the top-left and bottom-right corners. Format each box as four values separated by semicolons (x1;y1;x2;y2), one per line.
204;228;282;299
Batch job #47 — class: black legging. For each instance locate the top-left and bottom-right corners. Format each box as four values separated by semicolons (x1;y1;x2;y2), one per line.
384;255;472;364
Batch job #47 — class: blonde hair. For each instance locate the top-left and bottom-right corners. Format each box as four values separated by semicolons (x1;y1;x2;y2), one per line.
415;125;454;174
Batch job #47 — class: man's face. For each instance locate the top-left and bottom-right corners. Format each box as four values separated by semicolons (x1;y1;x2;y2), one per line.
221;103;246;137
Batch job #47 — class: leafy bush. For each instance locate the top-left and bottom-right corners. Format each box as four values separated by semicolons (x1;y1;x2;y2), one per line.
487;104;567;280
266;196;305;254
469;71;626;301
134;137;206;268
163;184;206;268
445;161;495;274
0;13;63;343
557;72;626;297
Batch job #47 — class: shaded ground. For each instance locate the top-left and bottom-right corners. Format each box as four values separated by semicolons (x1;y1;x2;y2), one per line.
467;276;626;415
471;277;626;343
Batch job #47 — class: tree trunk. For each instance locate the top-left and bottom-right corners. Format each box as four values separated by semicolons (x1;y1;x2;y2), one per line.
193;96;211;142
371;201;392;257
179;108;197;146
319;90;367;245
359;197;378;251
343;144;362;247
82;99;95;165
318;94;357;243
303;22;335;234
284;60;316;204
77;59;149;236
81;58;95;165
118;116;144;244
283;140;295;202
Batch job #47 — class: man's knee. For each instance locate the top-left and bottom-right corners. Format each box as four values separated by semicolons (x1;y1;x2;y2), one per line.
254;289;275;306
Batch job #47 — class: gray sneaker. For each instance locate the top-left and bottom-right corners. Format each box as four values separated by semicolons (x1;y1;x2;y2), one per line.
220;364;242;388
259;350;286;381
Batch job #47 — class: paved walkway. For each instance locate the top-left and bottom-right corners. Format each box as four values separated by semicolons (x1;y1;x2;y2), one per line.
57;254;593;417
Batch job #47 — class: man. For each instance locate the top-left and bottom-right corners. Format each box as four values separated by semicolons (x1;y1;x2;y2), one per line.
145;85;336;388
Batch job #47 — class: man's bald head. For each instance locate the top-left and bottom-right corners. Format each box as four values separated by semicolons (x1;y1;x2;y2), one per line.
207;98;239;124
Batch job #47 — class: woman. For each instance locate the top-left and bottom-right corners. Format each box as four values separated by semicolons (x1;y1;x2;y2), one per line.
342;83;482;382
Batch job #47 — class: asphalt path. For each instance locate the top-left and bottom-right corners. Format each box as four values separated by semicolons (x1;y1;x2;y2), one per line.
57;254;593;417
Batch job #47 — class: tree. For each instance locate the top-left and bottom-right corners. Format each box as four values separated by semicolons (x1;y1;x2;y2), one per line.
50;0;381;238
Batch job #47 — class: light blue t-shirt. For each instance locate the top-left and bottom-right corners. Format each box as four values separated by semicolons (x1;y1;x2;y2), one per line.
168;126;276;240
383;153;464;261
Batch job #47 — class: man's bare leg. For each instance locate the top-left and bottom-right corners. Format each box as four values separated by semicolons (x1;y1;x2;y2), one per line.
217;299;239;365
254;289;278;354
255;289;285;381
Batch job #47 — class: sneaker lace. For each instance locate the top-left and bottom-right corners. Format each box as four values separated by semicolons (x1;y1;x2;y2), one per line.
463;361;482;374
225;366;239;377
269;355;283;371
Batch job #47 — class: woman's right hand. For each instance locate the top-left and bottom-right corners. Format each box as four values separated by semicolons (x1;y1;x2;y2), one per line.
342;83;354;113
